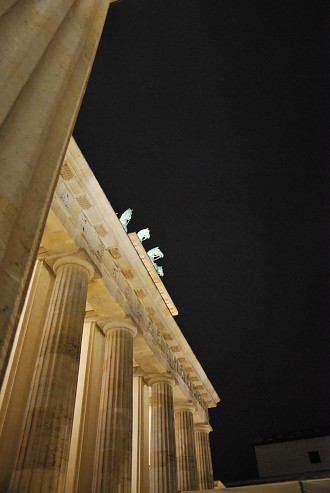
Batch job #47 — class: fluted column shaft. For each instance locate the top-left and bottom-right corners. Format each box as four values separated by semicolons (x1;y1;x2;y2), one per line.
132;369;150;493
9;256;94;492
149;376;177;493
92;319;137;493
174;404;199;491
0;0;111;386
195;424;214;490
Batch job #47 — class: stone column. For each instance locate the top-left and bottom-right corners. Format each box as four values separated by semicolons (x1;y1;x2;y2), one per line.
132;368;150;493
174;403;199;491
92;318;137;493
0;260;54;492
0;0;112;386
9;255;94;492
149;375;177;493
195;423;214;490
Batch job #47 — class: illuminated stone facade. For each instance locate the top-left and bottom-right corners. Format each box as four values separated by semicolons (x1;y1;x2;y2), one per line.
0;5;219;491
0;139;219;492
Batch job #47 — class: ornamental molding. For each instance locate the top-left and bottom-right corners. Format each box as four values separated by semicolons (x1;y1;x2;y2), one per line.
49;138;220;416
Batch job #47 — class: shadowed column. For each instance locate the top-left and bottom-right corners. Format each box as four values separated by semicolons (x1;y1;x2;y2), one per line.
195;423;214;490
149;375;177;493
174;403;199;491
92;318;137;493
132;367;150;493
9;255;94;492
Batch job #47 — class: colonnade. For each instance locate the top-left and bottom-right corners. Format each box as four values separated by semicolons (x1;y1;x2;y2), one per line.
0;5;217;491
0;255;214;492
9;256;94;491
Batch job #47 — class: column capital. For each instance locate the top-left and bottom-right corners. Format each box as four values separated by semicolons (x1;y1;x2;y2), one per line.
102;317;137;338
174;401;196;414
53;255;94;280
195;423;213;433
147;373;176;388
133;366;144;377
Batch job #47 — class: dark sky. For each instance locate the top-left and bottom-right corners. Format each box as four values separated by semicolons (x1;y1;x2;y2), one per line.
74;0;330;483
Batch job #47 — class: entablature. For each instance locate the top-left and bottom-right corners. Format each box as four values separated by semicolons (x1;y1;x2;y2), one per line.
45;138;220;418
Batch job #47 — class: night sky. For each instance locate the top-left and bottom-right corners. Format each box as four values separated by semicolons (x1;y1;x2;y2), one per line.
74;0;330;483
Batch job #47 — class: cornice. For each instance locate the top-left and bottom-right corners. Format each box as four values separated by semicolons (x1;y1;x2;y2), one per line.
50;138;220;417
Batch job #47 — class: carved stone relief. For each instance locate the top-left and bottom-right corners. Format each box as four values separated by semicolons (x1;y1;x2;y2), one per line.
111;266;119;282
122;268;134;280
76;194;92;210
109;247;121;260
136;300;145;321
95;224;107;237
58;182;74;210
60;161;74;181
135;289;145;299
